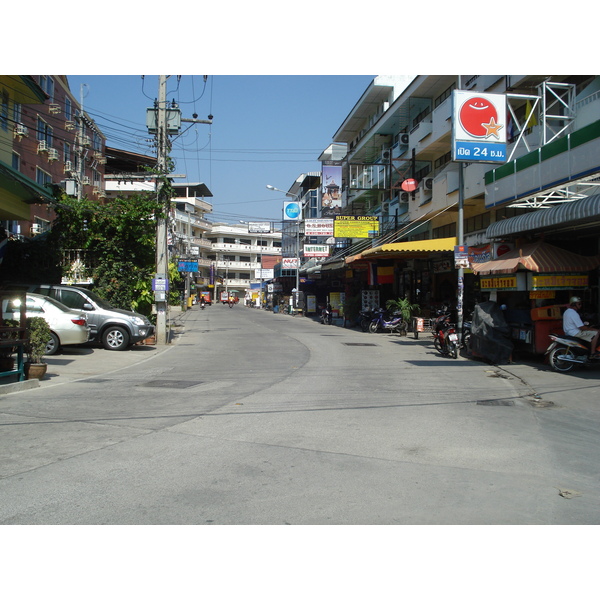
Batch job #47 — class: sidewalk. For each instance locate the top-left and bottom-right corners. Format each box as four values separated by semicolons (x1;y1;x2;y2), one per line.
0;310;188;396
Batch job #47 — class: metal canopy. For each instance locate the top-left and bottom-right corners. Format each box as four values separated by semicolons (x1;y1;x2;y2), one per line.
486;194;600;239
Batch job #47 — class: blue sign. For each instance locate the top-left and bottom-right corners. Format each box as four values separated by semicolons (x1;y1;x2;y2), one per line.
453;141;506;163
284;201;301;220
177;261;199;272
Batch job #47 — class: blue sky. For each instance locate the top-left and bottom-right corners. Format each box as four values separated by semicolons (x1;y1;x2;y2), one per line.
67;75;375;224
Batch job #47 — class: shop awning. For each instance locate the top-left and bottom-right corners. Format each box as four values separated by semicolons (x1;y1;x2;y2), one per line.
362;236;458;258
486;194;600;239
471;240;600;275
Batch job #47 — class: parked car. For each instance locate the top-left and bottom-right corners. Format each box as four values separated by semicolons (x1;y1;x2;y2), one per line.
2;293;89;355
2;285;154;351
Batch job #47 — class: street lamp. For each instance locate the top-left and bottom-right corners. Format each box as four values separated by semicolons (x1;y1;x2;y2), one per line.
266;185;302;312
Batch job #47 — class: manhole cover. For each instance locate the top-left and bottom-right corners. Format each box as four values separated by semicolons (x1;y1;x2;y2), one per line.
476;399;515;406
343;343;378;347
141;380;204;389
79;378;111;384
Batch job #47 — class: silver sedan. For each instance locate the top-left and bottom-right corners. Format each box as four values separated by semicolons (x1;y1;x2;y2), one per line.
4;293;90;355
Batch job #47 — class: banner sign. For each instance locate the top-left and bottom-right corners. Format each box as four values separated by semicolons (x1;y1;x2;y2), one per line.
454;245;469;269
452;90;507;163
305;218;334;236
248;221;271;233
321;165;343;217
334;215;379;238
303;245;330;257
177;260;198;272
529;274;589;290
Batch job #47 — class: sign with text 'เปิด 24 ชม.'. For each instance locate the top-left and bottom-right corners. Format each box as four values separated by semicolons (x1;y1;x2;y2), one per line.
452;90;507;164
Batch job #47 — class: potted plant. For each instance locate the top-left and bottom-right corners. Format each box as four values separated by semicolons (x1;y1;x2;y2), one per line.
0;319;20;372
386;296;420;329
24;316;51;380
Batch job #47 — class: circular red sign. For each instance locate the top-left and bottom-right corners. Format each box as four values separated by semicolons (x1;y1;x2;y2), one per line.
401;178;418;192
459;96;499;138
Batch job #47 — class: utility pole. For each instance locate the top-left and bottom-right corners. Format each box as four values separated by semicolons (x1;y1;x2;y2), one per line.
155;75;169;345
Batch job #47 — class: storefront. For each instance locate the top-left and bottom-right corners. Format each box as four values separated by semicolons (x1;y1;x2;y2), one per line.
471;241;600;353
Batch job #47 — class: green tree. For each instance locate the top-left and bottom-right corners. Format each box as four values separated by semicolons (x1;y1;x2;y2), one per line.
50;192;161;315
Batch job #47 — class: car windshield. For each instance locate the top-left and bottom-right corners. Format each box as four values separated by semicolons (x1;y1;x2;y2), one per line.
80;288;115;310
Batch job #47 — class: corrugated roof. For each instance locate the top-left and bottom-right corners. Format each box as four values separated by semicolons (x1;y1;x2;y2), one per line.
486;194;600;239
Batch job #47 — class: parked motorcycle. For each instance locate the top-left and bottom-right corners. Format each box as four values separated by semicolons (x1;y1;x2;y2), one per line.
432;308;458;358
320;306;333;325
545;332;600;373
359;309;376;332
368;309;407;335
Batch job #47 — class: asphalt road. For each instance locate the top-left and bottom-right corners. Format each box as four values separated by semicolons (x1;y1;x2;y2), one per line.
1;303;600;525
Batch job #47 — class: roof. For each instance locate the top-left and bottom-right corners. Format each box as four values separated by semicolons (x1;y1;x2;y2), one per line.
471;240;600;275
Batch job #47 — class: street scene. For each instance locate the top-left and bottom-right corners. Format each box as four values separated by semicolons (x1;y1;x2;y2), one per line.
2;302;600;526
1;68;599;597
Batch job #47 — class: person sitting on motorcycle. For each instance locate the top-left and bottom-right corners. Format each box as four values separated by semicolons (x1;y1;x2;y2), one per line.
563;297;600;357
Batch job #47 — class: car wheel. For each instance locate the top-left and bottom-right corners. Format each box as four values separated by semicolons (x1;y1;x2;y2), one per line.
45;332;60;356
102;326;130;351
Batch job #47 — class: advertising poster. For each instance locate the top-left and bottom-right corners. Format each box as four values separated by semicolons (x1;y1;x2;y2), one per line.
305;218;334;237
334;215;379;238
452;90;507;163
321;165;343;216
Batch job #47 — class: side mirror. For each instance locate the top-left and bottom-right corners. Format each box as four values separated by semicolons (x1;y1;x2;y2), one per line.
83;303;94;311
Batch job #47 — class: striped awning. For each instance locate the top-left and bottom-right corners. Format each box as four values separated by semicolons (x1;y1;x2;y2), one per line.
471;240;600;275
486;194;600;239
362;236;458;258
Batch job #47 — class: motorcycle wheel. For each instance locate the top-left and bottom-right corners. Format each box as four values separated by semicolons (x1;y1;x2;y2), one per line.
548;347;577;373
369;321;379;334
450;342;458;359
360;318;370;332
434;337;446;355
462;333;472;355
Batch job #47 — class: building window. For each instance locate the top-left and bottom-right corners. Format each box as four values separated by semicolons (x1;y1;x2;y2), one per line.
1;89;8;131
37;117;53;147
65;97;72;122
13;101;22;124
12;152;20;171
64;142;71;163
36;167;52;187
432;223;456;239
39;76;54;102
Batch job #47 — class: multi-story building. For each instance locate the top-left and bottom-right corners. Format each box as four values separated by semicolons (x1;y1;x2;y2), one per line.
1;76;54;236
206;222;281;304
311;74;600;329
3;75;106;239
171;183;213;303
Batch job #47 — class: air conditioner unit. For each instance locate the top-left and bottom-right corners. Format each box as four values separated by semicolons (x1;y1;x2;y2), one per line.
14;124;28;138
400;192;410;203
81;135;91;147
37;140;48;153
49;103;61;114
399;133;409;145
381;149;390;163
422;177;434;191
30;224;42;235
65;120;76;131
97;157;107;165
82;176;90;185
92;186;100;195
382;202;390;212
47;148;59;161
64;160;73;173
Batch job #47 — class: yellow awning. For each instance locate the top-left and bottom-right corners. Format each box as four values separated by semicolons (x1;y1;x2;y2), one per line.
362;236;458;258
